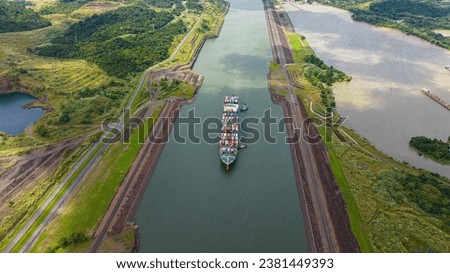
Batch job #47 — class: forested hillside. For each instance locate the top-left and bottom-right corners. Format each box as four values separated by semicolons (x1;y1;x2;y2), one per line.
0;0;51;33
312;0;450;49
32;4;188;78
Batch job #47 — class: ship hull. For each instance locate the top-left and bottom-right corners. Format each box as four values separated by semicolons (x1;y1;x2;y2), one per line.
219;96;239;169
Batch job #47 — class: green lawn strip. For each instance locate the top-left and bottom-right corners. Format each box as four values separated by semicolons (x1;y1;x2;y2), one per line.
124;74;145;110
283;30;372;251
310;110;372;252
32;103;165;252
285;31;314;63
9;141;103;252
327;143;373;252
130;86;150;112
0;136;98;251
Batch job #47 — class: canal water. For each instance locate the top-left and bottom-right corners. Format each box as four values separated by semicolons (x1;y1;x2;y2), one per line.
135;0;308;252
0;92;45;136
285;4;450;178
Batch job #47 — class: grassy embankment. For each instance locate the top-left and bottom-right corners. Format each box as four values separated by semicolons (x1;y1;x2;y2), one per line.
27;2;228;252
0;0;187;251
130;0;228;109
31;102;165;253
162;1;229;68
0;2;130;251
277;29;450;252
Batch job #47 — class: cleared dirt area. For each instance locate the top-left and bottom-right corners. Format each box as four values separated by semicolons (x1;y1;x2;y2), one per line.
0;76;33;94
148;64;204;92
0;137;83;219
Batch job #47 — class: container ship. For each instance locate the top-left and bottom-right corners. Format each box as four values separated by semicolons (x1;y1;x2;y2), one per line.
219;95;239;170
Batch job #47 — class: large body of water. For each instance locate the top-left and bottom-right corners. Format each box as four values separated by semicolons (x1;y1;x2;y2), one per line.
285;3;450;178
0;92;45;136
134;0;308;252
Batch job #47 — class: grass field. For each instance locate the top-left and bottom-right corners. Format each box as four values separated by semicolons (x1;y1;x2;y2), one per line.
286;31;314;63
329;128;450;252
70;1;124;19
0;27;111;92
284;31;324;107
0;134;100;252
161;2;228;68
32;103;165;252
7;139;103;253
25;0;58;11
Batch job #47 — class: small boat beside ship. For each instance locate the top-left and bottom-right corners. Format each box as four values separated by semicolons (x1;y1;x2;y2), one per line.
219;96;239;170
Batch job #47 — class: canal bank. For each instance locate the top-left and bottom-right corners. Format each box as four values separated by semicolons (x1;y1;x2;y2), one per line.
263;0;359;253
281;2;450;252
90;3;231;252
134;0;308;252
284;3;450;178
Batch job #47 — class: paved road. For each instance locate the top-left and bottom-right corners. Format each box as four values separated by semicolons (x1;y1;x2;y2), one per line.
126;19;200;110
2;17;201;253
264;0;339;252
2;138;103;252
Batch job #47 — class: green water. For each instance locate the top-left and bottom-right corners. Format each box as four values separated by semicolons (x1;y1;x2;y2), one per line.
135;0;307;252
